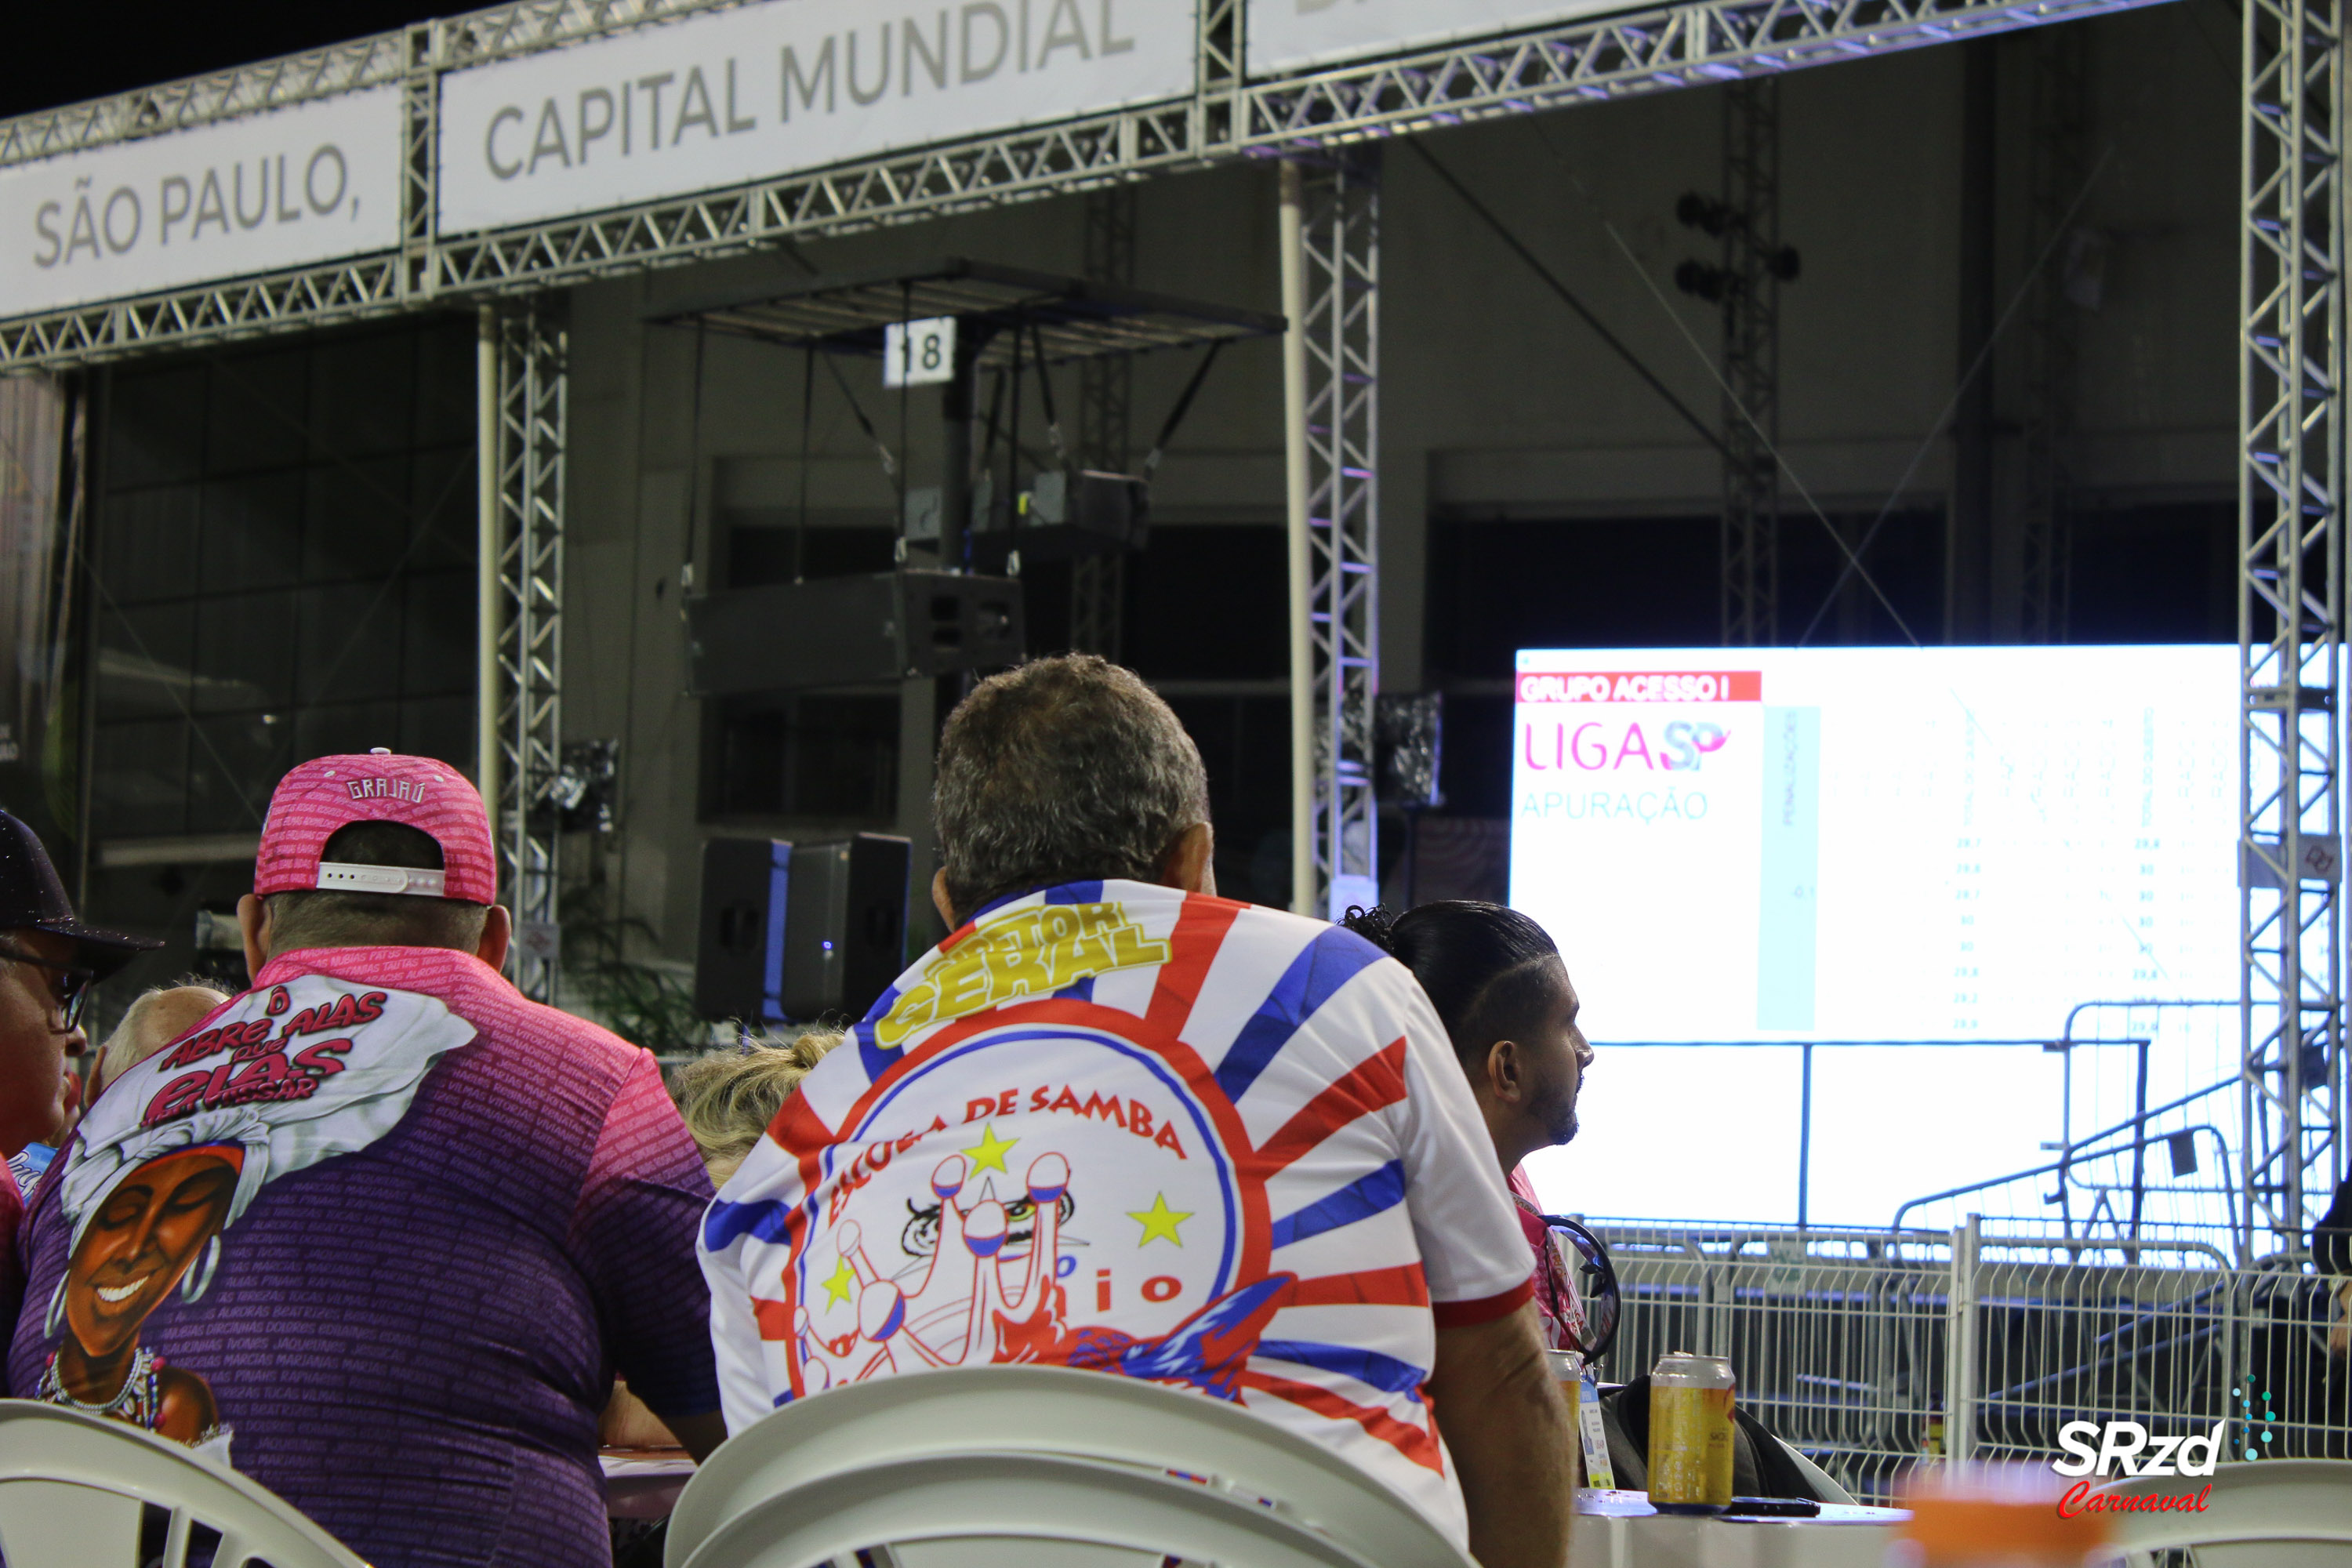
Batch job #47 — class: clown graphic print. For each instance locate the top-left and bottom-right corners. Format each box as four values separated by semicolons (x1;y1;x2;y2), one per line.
35;977;474;1459
700;881;1534;1544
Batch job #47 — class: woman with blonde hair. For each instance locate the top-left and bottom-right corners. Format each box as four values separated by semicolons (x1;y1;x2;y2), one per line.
601;1030;844;1454
670;1030;845;1186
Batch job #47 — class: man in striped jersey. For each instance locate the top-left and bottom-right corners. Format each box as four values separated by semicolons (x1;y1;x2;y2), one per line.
702;655;1577;1566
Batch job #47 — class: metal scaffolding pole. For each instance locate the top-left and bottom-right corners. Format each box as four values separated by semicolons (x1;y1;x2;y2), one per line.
1073;185;1138;659
488;300;567;1004
1281;165;1313;916
1721;77;1784;649
1281;154;1381;923
475;307;501;839
2020;22;2090;644
2239;0;2344;1258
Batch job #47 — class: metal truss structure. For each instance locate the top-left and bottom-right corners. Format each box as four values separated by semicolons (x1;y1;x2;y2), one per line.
1294;154;1383;923
1719;78;1784;649
15;0;2315;1196
0;0;2165;372
1073;186;1138;659
2020;21;2089;644
488;302;567;1004
2238;0;2344;1258
0;0;2180;993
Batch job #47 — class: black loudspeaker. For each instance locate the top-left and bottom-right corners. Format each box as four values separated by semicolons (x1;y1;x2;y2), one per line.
696;838;791;1023
686;570;1023;697
971;470;1149;571
695;834;913;1024
780;833;912;1022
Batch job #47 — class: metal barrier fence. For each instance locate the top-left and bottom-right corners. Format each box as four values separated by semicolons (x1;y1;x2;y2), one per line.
1891;1000;2248;1248
1591;1218;2351;1504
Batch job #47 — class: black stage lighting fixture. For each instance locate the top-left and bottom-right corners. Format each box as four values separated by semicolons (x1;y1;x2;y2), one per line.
1377;692;1445;810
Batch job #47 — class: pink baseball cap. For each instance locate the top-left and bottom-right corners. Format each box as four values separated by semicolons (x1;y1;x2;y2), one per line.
254;750;499;905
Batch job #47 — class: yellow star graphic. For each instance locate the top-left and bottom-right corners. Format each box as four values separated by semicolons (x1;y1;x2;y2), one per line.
822;1255;857;1308
1128;1192;1192;1247
963;1123;1018;1174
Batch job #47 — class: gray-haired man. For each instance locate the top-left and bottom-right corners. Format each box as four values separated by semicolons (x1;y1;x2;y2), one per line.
702;655;1578;1568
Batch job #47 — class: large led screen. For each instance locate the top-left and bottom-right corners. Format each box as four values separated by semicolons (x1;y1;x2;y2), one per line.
1510;646;2241;1226
1510;645;2238;1044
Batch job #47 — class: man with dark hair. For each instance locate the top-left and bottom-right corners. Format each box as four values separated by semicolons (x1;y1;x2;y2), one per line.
0;811;158;1162
12;750;723;1567
0;809;157;1316
1341;900;1595;1356
705;656;1578;1568
930;654;1216;915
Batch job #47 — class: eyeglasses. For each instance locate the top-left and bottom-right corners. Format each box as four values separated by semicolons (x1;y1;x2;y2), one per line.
0;946;95;1033
1541;1214;1621;1366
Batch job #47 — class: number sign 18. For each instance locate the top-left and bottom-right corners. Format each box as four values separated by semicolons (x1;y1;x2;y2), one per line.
884;317;959;388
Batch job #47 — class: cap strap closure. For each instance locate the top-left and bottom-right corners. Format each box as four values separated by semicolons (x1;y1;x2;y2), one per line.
315;862;447;898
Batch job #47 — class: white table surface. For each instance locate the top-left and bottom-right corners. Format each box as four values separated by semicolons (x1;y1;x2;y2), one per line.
1573;1489;1910;1568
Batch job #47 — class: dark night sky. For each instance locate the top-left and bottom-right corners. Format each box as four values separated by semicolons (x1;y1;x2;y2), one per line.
2;4;445;120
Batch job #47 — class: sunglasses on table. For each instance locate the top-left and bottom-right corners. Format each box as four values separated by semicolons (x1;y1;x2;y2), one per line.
1539;1214;1621;1366
0;946;96;1033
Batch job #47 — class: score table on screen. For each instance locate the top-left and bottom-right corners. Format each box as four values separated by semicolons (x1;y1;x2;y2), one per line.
1508;646;2241;1045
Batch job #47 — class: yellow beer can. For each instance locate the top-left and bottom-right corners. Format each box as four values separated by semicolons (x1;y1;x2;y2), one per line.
1647;1350;1736;1513
1543;1348;1584;1488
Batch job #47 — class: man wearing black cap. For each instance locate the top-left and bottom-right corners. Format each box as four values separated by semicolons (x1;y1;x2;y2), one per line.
0;810;155;1158
0;808;154;1335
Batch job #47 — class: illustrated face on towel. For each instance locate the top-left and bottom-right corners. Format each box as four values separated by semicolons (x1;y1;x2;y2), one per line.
37;975;477;1450
66;1143;245;1359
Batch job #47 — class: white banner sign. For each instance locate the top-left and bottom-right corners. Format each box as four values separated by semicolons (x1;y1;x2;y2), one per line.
1246;0;1624;76
0;89;404;319
439;0;1195;234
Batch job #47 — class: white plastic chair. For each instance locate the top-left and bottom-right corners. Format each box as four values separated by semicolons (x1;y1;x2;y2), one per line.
0;1399;367;1568
1779;1439;1858;1505
2099;1458;2352;1567
664;1365;1477;1568
683;1451;1393;1568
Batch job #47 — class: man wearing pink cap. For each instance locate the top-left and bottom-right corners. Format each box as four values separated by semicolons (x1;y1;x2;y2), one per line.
9;750;724;1567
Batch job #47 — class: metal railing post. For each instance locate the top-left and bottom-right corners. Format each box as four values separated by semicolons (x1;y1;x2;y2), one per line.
1944;1214;1981;1463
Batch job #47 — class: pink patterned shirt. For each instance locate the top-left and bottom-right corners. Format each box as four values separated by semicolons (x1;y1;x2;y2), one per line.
12;946;718;1568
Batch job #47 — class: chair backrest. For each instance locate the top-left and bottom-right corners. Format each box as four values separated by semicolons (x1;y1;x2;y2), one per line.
0;1400;367;1568
1777;1439;1858;1505
665;1366;1474;1568
2100;1459;2352;1566
677;1450;1385;1568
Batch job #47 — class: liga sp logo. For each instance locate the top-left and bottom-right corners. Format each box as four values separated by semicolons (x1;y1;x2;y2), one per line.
2049;1419;2225;1518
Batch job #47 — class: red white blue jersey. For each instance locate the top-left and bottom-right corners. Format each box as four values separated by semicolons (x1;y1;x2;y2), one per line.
700;880;1533;1541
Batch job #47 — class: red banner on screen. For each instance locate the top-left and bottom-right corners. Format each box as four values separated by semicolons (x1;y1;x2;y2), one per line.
1515;671;1763;704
